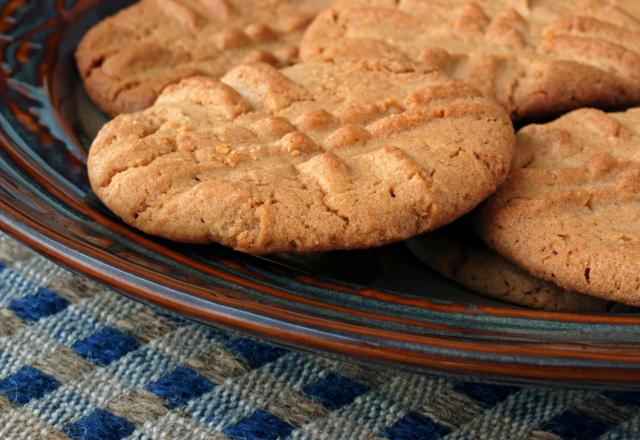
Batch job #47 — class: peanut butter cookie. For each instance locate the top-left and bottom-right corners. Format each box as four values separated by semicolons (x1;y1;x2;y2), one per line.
301;0;640;122
407;224;613;311
88;60;515;253
76;0;331;116
476;108;640;306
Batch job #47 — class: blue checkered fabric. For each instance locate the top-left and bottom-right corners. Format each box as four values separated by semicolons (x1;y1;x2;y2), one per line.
0;232;639;440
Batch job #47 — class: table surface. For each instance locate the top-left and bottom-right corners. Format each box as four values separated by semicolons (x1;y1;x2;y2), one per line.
0;232;638;440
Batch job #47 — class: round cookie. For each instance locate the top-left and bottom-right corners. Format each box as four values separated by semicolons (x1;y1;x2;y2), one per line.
88;60;515;254
407;224;614;312
476;107;640;306
300;0;640;122
76;0;332;116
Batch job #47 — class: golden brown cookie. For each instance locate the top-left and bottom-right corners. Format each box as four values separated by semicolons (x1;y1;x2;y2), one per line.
88;60;515;254
407;224;614;312
76;0;331;116
476;107;640;306
300;0;640;122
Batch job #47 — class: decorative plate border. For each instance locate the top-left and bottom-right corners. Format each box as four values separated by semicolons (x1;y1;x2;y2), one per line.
2;0;640;387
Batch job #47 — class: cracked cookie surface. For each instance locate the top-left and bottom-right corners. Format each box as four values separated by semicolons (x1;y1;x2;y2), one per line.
407;223;613;311
301;0;640;122
76;0;331;116
476;107;640;306
88;60;515;254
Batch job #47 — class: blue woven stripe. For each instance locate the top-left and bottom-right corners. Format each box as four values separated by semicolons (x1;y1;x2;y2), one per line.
224;337;289;368
604;391;640;406
64;409;135;440
72;327;140;366
0;366;59;405
147;366;215;407
304;372;369;410
9;288;69;322
453;382;519;409
541;409;616;440
383;412;450;440
223;409;294;440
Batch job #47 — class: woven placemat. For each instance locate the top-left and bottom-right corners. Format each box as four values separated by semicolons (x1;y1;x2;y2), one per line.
0;232;638;440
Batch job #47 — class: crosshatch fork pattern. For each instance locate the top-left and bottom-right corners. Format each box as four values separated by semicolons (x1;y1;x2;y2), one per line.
88;61;514;253
0;232;639;440
75;0;334;116
301;0;640;122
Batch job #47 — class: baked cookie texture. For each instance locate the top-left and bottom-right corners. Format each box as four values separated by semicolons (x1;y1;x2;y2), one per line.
76;0;331;116
407;224;613;312
476;107;640;306
88;60;515;254
300;0;640;122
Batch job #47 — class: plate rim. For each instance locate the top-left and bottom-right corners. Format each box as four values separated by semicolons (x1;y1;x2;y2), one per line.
5;209;640;388
2;0;640;387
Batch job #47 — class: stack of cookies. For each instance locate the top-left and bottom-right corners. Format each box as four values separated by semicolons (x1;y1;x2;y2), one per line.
79;0;640;311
